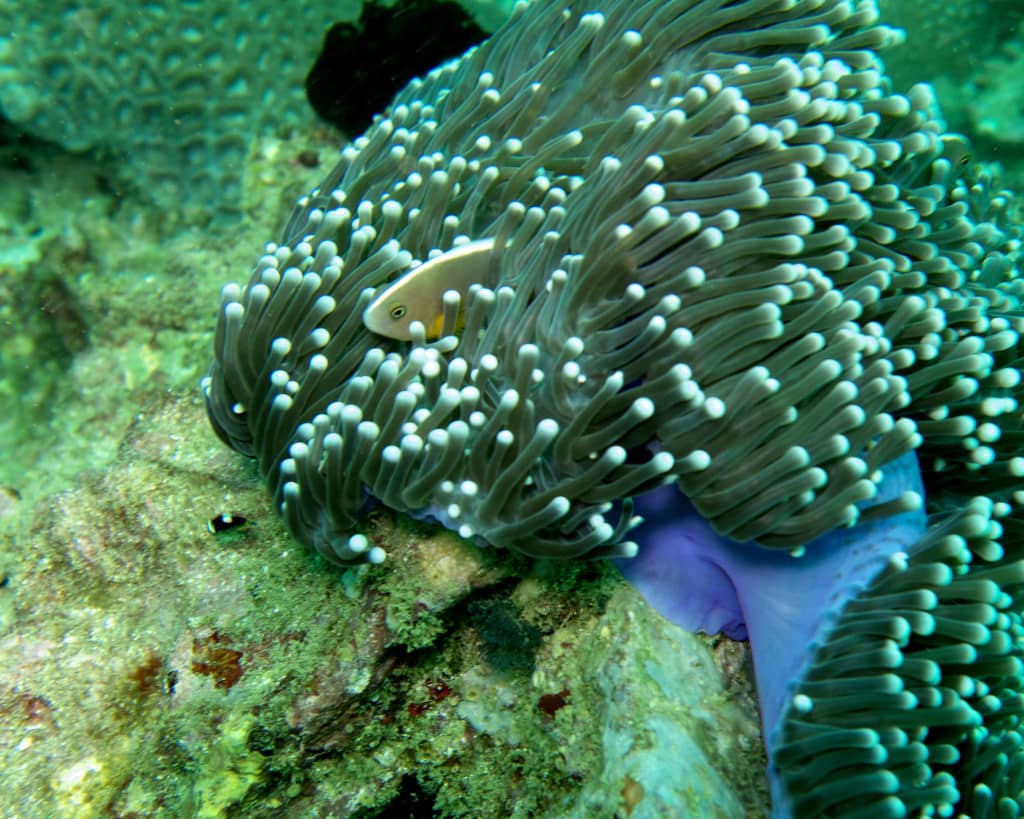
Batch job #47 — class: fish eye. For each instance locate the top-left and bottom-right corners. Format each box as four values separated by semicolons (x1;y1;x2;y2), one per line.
389;303;407;320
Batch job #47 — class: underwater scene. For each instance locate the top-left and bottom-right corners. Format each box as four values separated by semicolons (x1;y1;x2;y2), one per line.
1;0;1023;816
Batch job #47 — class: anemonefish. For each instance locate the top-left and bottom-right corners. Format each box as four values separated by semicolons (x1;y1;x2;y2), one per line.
940;133;972;172
362;237;497;340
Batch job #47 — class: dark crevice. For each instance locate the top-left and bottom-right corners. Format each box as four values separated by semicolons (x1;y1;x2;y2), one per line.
305;0;486;137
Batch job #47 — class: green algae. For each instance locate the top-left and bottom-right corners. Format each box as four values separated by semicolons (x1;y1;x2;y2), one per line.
192;713;267;818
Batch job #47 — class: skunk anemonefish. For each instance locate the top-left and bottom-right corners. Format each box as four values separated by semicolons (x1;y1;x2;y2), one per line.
362;237;497;340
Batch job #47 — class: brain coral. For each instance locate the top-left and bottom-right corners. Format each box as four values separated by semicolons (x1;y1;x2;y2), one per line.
0;0;348;217
0;0;513;218
204;0;1024;815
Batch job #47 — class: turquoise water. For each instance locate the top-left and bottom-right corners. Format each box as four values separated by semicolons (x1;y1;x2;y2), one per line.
0;1;1021;817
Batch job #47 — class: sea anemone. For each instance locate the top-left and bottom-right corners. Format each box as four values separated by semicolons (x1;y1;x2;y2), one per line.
204;0;1024;815
625;454;1024;817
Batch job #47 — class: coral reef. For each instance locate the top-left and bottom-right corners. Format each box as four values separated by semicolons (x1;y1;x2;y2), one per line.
1;0;1022;816
203;0;1024;815
0;0;360;219
0;395;763;817
0;0;516;220
0;101;338;502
